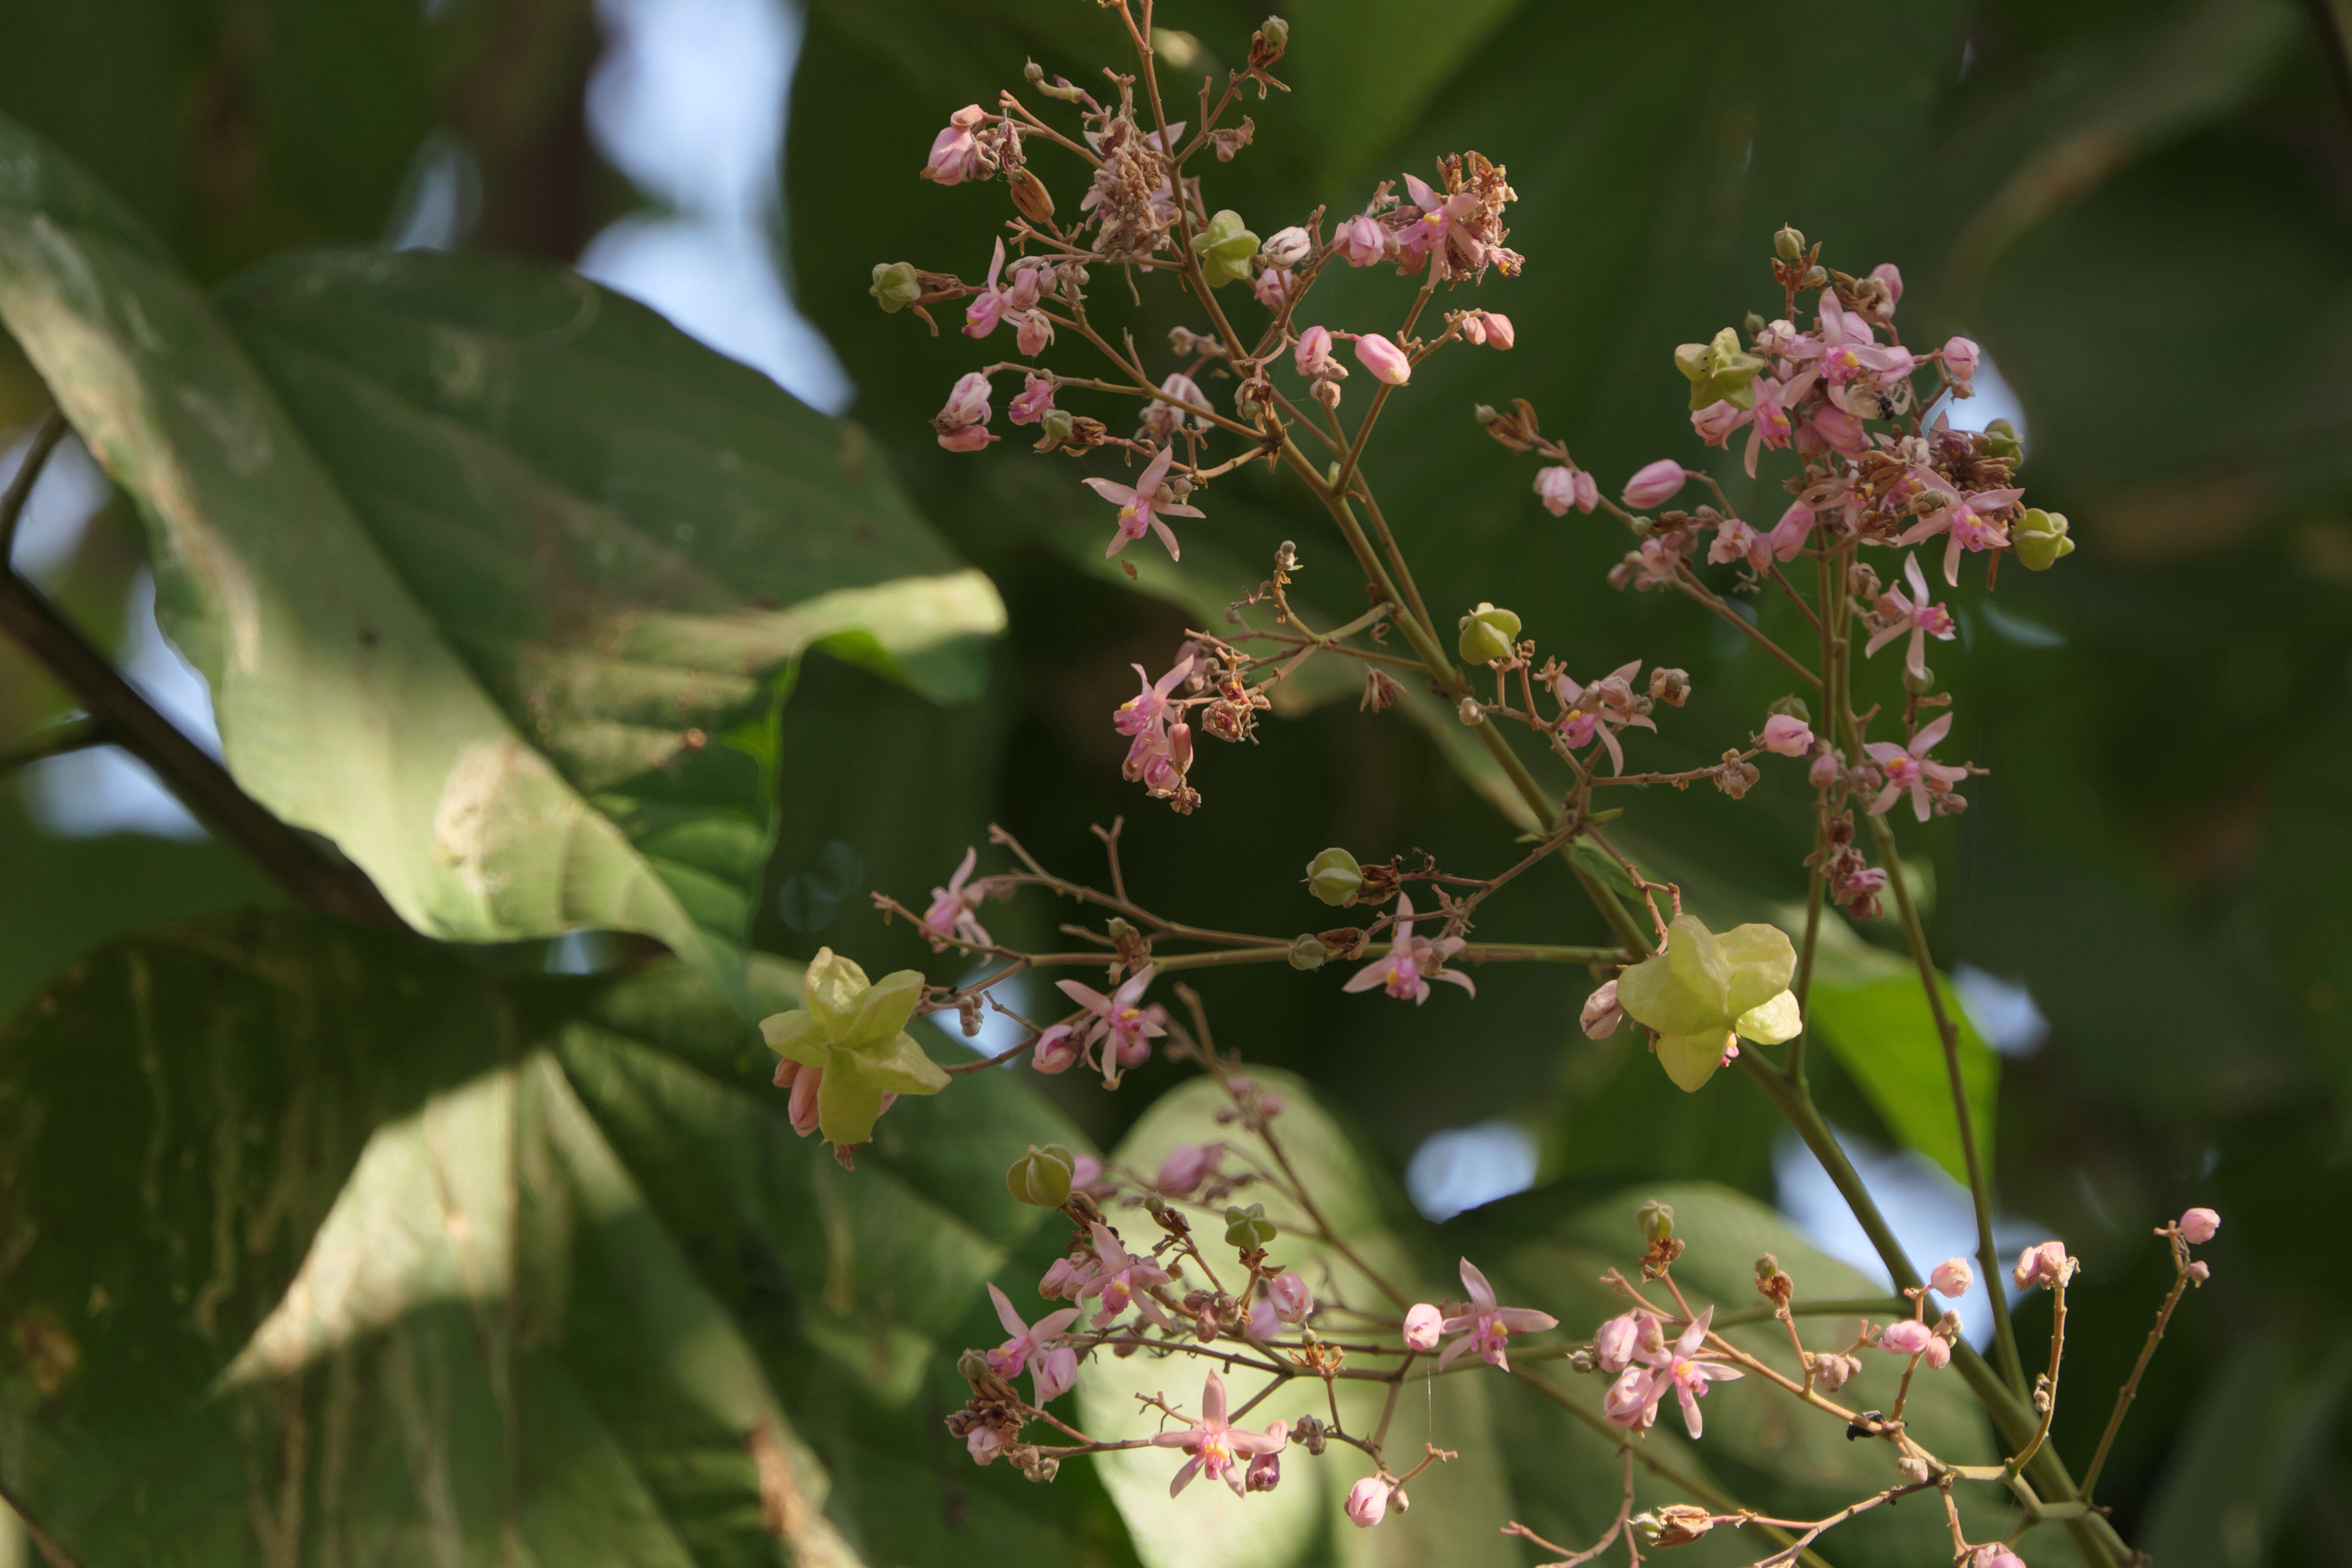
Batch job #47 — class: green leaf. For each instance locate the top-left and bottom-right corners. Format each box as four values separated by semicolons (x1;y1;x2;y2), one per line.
0;116;1002;1011
1083;1069;1519;1568
2142;1333;2352;1564
1808;974;1998;1190
0;916;1112;1565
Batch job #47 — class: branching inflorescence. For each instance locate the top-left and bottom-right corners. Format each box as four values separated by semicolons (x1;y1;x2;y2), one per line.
757;6;2207;1562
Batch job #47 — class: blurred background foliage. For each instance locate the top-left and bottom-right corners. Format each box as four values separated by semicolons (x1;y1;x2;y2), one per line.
0;0;2348;1561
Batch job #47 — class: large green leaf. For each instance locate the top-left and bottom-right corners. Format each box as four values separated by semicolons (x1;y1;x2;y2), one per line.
0;916;1117;1565
0;116;1004;1012
1080;1070;1517;1568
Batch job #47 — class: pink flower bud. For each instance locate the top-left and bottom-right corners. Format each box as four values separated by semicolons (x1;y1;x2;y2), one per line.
1457;314;1485;346
1156;1143;1216;1195
1808;750;1843;790
1760;714;1813;757
1942;336;1980;391
1930;1258;1975;1298
1868;262;1903;306
1345;1476;1390;1528
1481;312;1515;349
1032;1023;1081;1074
2187;1260;2211;1283
2012;1240;2072;1292
1969;1549;2024;1568
1295;324;1341;378
1692;398;1746;444
1269;1271;1314;1323
1621;459;1687;510
785;1062;823;1137
1334;214;1388;267
1009;374;1056;426
1262;225;1313;268
1403;1302;1443;1352
1353;332;1412;385
967;1425;1004;1464
1594;1311;1642;1374
1808;403;1866;455
1880;1319;1934;1356
1245;1451;1282;1492
2179;1207;2220;1245
1580;979;1624;1040
1922;1335;1952;1370
1534;465;1597;517
1769;501;1815;561
1015;309;1054;357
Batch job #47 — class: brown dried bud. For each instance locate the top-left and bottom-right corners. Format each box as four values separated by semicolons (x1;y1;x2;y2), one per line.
1648;666;1691;707
1354;862;1402;905
1653;1505;1715;1547
1318;926;1369;961
1007;167;1056;224
1361;667;1402;712
1476;396;1542;453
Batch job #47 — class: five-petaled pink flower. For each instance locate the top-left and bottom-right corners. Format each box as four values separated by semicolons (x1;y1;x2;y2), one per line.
984;1282;1080;1405
1056;967;1168;1085
1602;1306;1744;1436
1899;472;2024;586
1341;894;1473;1003
1864;713;1969;823
1086;445;1203;562
921;846;991;952
1078;1220;1175;1328
1865;552;1957;683
1116;655;1193;738
1788;291;1915;387
1554;661;1658;775
1436;1258;1558;1371
1152;1368;1288;1497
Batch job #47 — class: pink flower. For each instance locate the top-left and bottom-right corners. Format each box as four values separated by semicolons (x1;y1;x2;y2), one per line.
1403;1303;1444;1352
1931;1258;1975;1298
1692;398;1748;446
1554;661;1658;775
1156;1142;1218;1195
1151;1368;1288;1497
934;371;995;452
967;1425;1004;1465
1140;371;1207;442
1594;1311;1651;1375
1436;1258;1558;1371
1084;445;1203;562
921;846;991;951
2180;1207;2220;1245
1294;325;1344;379
1015;309;1054;356
1602;1307;1743;1437
1761;714;1813;756
1115;655;1194;737
1534;464;1598;516
1580;978;1624;1039
1880;1318;1934;1356
1622;459;1687;509
1864;713;1969;824
1056;967;1168;1086
1031;1023;1081;1074
1741;369;1817;475
1245;1452;1281;1493
1341;894;1473;1003
1868;262;1904;310
1252;266;1295;308
1353;332;1412;385
1942;336;1980;394
1768;500;1816;561
1897;473;2024;585
1707;515;1767;570
1970;1548;2025;1568
923;104;988;184
1008;374;1056;426
964;239;1011;337
1864;552;1957;684
1334;214;1389;267
772;1058;824;1137
1268;1271;1314;1323
984;1283;1081;1405
1345;1476;1390;1528
1078;1220;1175;1328
2013;1241;2073;1292
1788;291;1916;387
1398;171;1486;274
1039;1254;1095;1301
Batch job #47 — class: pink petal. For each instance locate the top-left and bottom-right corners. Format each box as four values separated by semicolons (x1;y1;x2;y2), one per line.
1458;1259;1497;1313
1435;1334;1474;1371
1493;1308;1556;1332
1136;444;1176;494
1903;551;1929;602
1910;713;1953;754
1200;1367;1227;1427
1677;1381;1704;1439
1433;968;1477;997
1168;1456;1202;1497
1150;517;1182;560
1084;478;1138;506
1057;979;1112;1013
1340;961;1390;993
988;1282;1029;1339
1155;502;1204;519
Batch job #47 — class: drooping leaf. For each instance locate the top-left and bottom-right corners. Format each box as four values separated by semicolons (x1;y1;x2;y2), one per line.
0;117;1003;1011
0;916;1117;1565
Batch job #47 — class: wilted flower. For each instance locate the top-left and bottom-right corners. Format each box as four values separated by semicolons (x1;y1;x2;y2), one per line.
2013;1241;2074;1292
934;371;995;452
923;104;990;184
1008;373;1056;425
